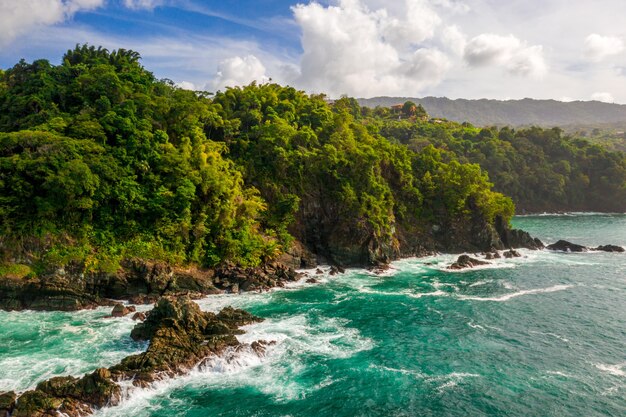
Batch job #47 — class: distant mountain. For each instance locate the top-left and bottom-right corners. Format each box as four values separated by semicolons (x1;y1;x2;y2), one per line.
358;97;626;127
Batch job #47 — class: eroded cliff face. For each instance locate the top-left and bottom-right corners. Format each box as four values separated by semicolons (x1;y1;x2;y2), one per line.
289;197;543;267
0;261;300;312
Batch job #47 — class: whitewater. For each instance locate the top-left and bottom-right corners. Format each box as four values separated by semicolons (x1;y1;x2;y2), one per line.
1;214;625;416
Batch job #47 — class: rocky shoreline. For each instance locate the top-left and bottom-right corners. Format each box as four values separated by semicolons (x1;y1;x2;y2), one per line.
0;260;302;312
1;297;269;417
0;221;546;313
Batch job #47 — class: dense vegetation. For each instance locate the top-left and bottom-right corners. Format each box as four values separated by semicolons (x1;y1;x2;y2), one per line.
0;46;514;270
354;101;626;213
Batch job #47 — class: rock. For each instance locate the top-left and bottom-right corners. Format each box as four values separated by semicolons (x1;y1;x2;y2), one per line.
485;253;494;260
495;216;544;250
448;255;490;270
503;250;521;258
315;268;324;275
546;240;588;252
0;391;16;417
329;265;345;276
131;312;146;321
493;251;502;259
110;303;134;318
276;240;317;269
126;294;159;305
0;273;111;312
12;297;265;417
306;278;318;284
594;245;625;252
250;340;276;356
213;262;298;294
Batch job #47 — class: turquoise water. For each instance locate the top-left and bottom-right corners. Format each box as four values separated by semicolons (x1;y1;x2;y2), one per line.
2;214;626;416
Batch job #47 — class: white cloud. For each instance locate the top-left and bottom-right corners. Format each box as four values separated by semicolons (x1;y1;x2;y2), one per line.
0;0;104;46
464;33;547;78
123;0;163;10
176;81;196;90
379;0;442;48
208;55;269;91
591;92;614;103
430;0;470;14
441;25;466;56
290;0;451;97
583;34;624;62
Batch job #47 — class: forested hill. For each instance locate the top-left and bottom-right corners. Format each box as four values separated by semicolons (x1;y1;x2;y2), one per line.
0;45;519;272
358;97;626;127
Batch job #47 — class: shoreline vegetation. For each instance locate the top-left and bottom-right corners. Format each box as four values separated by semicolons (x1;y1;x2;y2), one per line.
0;46;624;415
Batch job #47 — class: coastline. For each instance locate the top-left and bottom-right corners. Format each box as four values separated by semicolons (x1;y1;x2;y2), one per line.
2;230;625;416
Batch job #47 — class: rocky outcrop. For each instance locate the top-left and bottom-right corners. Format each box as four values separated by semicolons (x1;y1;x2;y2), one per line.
448;255;490;270
0;274;111;312
546;241;625;253
10;297;264;417
276;240;317;269
495;216;544;250
0;258;303;312
213;262;299;293
546;240;588;252
503;249;522;258
595;245;625;252
109;303;136;318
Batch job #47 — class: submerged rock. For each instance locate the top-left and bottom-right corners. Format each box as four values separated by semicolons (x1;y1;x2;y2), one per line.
594;245;625;253
329;265;346;276
546;240;588;252
11;297;264;417
110;303;135;318
503;250;522;258
131;312;146;321
448;255;490;270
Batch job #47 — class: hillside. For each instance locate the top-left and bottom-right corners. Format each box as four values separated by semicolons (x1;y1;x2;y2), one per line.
0;45;523;276
358;97;626;127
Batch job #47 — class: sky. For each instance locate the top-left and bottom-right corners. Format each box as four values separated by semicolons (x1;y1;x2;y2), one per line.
1;0;625;103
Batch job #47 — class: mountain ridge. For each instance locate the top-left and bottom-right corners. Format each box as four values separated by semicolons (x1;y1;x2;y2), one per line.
358;96;626;127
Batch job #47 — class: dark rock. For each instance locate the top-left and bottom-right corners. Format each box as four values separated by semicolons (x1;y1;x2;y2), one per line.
12;297;265;416
0;273;111;312
131;312;146;321
126;294;159;305
213;262;297;294
110;303;134;318
276;240;317;269
306;278;318;284
495;216;544;250
448;255;490;270
485;253;494;260
329;265;345;276
315;268;324;275
503;249;522;258
546;240;588;252
0;391;16;417
594;245;625;252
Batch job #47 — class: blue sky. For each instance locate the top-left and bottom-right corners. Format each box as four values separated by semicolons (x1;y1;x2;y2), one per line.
1;1;626;102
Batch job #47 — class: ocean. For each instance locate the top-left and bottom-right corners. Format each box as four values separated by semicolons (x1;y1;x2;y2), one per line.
2;214;625;416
